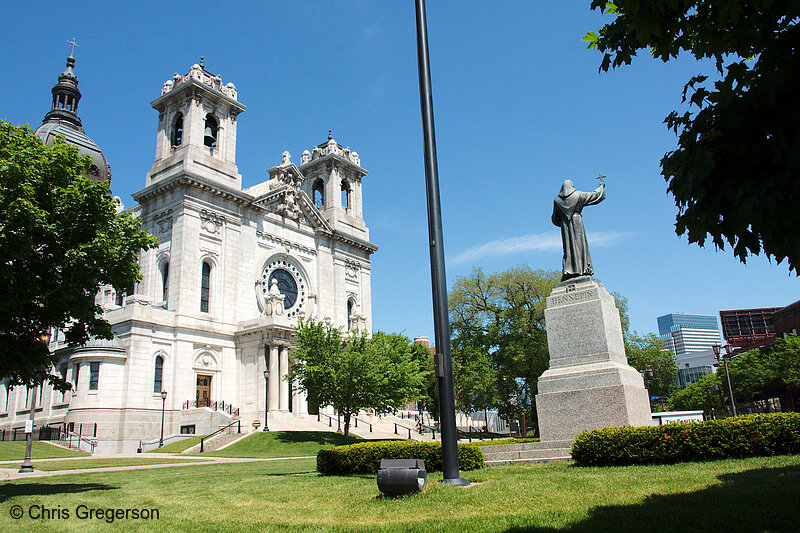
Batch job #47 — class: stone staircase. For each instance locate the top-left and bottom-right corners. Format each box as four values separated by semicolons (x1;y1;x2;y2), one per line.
349;414;436;442
244;412;435;442
181;432;245;454
479;440;573;466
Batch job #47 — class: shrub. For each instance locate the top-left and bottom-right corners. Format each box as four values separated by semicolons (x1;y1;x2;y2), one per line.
317;440;485;475
571;413;800;467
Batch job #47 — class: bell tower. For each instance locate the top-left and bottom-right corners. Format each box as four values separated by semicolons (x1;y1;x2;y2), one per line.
299;133;369;240
147;60;246;189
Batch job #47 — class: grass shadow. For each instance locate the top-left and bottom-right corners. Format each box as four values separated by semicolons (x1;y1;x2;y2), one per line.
503;463;800;532
260;470;318;477
0;483;117;503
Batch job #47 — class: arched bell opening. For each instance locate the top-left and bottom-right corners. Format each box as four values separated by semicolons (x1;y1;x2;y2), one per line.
313;178;325;208
171;113;184;147
204;114;218;148
341;180;351;211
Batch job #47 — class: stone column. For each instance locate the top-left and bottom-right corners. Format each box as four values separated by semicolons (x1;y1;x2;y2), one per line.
353;180;362;219
279;346;289;411
258;344;267;417
184;94;202;149
293;378;308;414
268;345;279;412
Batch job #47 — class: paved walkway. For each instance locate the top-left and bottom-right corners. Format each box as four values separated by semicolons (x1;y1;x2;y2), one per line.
0;454;315;481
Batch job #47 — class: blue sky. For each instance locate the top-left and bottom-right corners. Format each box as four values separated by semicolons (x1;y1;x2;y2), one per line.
3;1;797;340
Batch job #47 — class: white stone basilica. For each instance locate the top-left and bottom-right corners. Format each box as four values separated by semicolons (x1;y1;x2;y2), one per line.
0;59;377;452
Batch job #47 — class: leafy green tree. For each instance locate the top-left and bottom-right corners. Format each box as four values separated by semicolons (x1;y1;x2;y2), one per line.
290;320;427;436
719;335;800;405
769;334;800;389
0;121;157;391
586;1;800;273
449;266;560;431
412;342;440;423
452;343;499;430
624;332;679;402
668;372;723;414
722;348;776;402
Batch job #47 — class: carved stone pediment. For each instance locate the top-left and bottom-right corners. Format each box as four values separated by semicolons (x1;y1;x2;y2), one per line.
253;166;333;234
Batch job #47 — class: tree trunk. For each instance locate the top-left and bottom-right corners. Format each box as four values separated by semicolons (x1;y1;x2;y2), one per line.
343;411;351;437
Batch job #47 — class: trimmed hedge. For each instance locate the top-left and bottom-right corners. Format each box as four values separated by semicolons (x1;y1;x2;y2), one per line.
317;440;485;475
571;413;800;467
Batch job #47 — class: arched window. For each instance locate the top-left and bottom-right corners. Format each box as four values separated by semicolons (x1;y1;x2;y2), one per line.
154;355;164;393
341;180;350;210
160;261;170;306
347;299;354;330
204;114;218;148
89;362;100;391
200;261;212;313
59;364;68;402
313;179;325;208
172;113;184;147
115;285;132;307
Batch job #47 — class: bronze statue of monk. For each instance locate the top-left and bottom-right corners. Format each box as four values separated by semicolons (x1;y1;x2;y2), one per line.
552;178;605;282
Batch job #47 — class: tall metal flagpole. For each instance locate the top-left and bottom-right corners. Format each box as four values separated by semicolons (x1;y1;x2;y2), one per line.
414;0;469;486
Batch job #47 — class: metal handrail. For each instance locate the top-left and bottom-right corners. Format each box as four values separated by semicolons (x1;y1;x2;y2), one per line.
183;399;240;416
317;412;333;427
352;415;373;433
64;430;97;453
199;420;241;452
394;421;420;440
419;423;437;440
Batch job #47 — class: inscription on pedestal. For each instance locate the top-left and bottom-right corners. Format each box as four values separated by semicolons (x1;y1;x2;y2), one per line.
548;289;594;306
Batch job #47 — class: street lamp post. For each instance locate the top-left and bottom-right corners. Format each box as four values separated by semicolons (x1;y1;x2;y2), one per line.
18;382;38;473
159;390;167;447
20;331;51;473
263;369;270;431
414;0;469;487
713;344;737;416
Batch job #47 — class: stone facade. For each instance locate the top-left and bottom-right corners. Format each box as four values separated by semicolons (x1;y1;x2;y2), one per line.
0;63;377;452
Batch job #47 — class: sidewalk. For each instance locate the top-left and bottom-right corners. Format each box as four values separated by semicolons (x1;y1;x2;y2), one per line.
0;454;315;481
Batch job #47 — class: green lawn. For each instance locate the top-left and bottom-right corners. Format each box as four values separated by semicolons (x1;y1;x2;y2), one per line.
200;431;361;458
0;454;798;531
0;441;89;462
146;435;210;454
0;457;205;471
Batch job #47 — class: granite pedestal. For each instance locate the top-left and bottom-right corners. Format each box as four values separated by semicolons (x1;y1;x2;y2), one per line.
536;277;652;443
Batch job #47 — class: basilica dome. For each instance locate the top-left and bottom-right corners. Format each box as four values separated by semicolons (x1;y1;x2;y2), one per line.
34;54;111;183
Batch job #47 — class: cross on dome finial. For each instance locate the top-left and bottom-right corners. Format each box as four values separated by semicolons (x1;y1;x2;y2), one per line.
67;38;79;57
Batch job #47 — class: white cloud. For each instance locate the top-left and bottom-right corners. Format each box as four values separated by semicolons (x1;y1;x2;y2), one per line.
451;231;629;265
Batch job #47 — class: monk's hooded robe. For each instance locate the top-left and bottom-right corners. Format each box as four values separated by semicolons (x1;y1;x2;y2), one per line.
551;179;605;281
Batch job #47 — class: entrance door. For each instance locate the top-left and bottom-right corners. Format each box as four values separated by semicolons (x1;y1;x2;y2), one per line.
196;375;212;407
